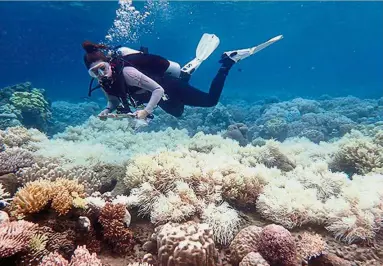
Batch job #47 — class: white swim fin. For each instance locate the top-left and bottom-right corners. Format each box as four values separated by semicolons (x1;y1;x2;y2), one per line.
222;34;283;63
182;33;220;75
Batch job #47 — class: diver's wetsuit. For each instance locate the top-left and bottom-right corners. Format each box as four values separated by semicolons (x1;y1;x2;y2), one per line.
103;61;232;117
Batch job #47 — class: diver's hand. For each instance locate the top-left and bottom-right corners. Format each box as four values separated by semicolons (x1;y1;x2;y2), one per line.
135;109;149;120
98;108;110;120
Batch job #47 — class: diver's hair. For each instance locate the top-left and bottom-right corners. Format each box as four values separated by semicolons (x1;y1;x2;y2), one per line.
82;41;109;53
82;41;109;69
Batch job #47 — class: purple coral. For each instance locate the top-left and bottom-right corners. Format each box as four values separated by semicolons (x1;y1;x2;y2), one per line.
257;224;297;266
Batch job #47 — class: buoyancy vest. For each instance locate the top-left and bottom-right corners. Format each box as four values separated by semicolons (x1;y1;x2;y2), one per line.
103;53;171;99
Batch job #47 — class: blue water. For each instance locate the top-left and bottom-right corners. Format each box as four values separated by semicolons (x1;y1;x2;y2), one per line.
0;1;382;101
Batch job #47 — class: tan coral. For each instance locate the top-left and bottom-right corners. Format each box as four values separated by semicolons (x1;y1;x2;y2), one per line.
230;225;262;265
50;178;86;215
53;178;86;198
295;232;326;263
239;252;270;266
11;178;86;217
148;221;219;266
11;179;53;218
51;189;73;216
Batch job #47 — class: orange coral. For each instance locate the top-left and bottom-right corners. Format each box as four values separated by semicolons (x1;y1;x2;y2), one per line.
11;179;52;218
99;203;134;254
11;178;86;217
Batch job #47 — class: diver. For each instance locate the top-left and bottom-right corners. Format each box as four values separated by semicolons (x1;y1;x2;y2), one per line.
82;33;283;120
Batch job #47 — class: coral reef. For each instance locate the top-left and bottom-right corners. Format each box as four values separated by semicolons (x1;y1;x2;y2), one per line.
1;93;383;265
0;82;52;132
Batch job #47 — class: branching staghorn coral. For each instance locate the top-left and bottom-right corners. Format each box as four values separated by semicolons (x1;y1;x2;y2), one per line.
11;178;86;218
0;147;34;175
16;157;121;194
99;203;134;254
36;116;190;167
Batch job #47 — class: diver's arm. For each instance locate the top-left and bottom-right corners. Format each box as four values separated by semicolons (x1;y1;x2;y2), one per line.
123;67;164;114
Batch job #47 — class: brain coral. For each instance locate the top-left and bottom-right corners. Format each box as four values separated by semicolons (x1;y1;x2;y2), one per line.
229;225;262;265
147;221;219;266
239;252;270;266
257;224;297;266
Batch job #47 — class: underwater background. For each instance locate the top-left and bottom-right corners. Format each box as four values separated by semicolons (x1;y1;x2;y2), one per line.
0;1;382;101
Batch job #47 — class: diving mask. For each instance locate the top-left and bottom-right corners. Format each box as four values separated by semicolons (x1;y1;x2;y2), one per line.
88;62;111;78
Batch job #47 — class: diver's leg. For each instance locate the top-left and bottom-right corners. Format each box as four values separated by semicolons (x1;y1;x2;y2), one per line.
158;99;185;117
179;58;235;107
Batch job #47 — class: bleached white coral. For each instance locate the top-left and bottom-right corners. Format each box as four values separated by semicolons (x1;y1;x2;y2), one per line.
85;196;106;210
0;184;9;200
330;130;383;175
324;173;383;243
201;202;242;245
34;139;124;168
279;137;337;167
221;163;282;208
128;182;162;217
0;126;47;151
112;195;133;206
188;132;241;154
285;162;351;200
256;178;325;229
150;191;197;224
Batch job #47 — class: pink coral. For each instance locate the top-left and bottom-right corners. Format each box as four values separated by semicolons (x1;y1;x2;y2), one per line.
257;224;297;266
230;225;262;265
39;252;69;266
0;220;38;258
69;245;102;266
